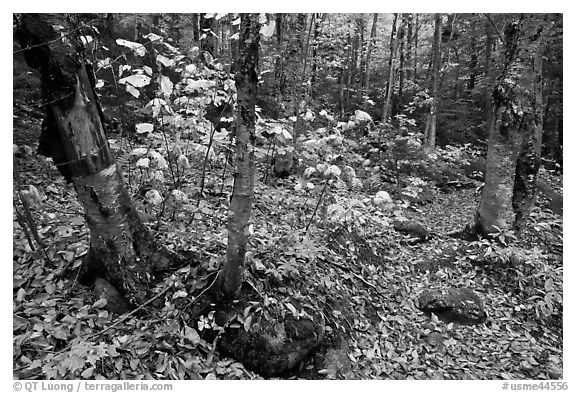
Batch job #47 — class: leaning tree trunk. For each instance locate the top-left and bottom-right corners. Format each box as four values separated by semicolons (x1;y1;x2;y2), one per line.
475;15;546;235
15;14;183;306
219;13;260;298
423;13;442;148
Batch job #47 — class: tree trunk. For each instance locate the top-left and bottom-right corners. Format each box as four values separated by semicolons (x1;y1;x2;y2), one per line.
362;13;378;106
302;14;314;83
468;22;479;90
345;28;353;112
513;33;544;229
355;16;366;104
219;13;260;298
475;15;546;235
396;14;408;115
339;68;346;118
170;14;181;45
405;14;413;81
423;14;442;148
310;13;322;94
192;13;200;42
274;13;285;102
413;14;419;80
101;13;115;42
200;13;216;57
484;14;495;135
453;47;460;100
15;14;184;306
382;13;398;121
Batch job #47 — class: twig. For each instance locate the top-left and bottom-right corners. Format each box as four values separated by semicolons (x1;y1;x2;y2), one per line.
13;17;99;55
62;281;184;356
482;13;505;45
13;157;47;249
305;178;329;232
186;270;220;309
13;203;35;251
84;286;170;342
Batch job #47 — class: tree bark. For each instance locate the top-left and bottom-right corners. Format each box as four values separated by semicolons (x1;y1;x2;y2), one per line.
192;13;200;42
513;29;544;229
362;13;378;105
396;14;409;115
475;15;546;235
219;13;260;298
302;14;314;82
274;13;285;102
354;16;366;104
484;14;495;135
15;14;185;306
310;13;322;93
468;20;479;90
405;14;413;81
200;13;216;57
413;14;419;80
423;14;442;148
382;13;398;121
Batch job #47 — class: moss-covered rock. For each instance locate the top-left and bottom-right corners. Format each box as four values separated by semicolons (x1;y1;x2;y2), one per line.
416;287;486;325
218;313;324;378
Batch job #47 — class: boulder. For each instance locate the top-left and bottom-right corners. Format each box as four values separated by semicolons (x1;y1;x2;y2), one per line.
272;147;294;178
393;219;430;243
416;288;486;325
314;331;352;378
218;313;324;378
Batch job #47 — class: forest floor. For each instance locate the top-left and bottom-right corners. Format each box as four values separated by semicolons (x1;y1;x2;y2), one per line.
12;61;563;380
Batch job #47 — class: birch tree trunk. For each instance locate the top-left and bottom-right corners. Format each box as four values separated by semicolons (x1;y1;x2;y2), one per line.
219;13;260;298
15;13;184;306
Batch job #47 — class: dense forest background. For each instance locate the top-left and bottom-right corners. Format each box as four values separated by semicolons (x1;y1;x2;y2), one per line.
12;13;563;381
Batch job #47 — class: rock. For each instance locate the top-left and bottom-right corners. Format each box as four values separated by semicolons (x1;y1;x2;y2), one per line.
273;147;294;178
295;328;352;379
425;331;445;347
416;288;486;325
218;314;324;378
393;219;430;243
321;344;352;378
547;364;563;379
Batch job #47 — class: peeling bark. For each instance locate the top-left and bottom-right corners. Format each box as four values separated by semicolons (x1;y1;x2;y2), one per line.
16;13;185;306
